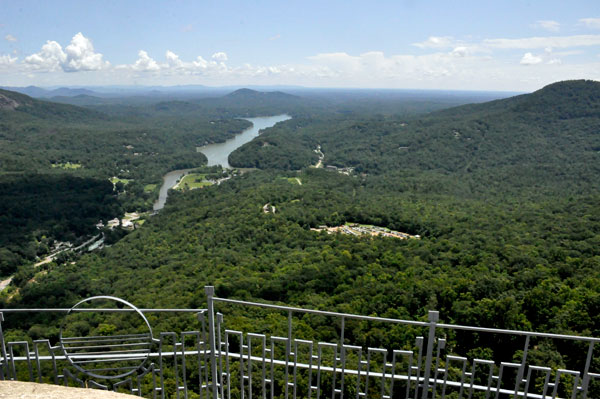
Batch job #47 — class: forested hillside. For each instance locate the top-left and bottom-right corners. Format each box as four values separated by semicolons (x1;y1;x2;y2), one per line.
230;80;600;197
2;81;600;376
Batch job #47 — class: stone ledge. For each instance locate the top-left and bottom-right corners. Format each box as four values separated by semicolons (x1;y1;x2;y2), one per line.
0;381;140;398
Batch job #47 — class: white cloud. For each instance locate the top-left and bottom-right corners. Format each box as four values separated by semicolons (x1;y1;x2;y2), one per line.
130;50;160;71
24;40;67;71
451;47;469;57
413;36;456;49
579;18;600;29
0;54;18;66
520;52;543;65
211;52;228;62
5;34;17;42
533;20;560;32
63;33;109;71
165;50;184;68
485;34;600;49
23;33;108;72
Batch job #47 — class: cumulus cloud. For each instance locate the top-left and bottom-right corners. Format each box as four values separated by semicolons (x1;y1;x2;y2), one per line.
24;40;67;71
23;32;108;72
130;50;160;71
520;52;543;65
165;50;184;68
0;54;18;66
211;52;228;62
579;18;600;29
5;34;17;42
63;33;109;71
533;20;560;32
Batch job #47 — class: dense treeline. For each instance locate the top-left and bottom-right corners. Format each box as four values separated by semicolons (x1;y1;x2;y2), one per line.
0;174;120;276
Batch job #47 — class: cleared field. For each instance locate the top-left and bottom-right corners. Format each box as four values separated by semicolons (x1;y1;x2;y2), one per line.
176;173;212;190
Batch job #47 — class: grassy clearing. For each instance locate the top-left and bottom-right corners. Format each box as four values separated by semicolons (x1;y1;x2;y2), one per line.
143;184;157;193
177;173;212;190
110;177;132;185
52;162;82;170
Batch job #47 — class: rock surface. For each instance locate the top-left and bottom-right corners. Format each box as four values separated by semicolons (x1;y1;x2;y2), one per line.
0;93;19;111
0;381;140;398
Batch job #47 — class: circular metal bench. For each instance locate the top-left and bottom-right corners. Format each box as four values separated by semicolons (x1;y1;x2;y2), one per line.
59;296;155;380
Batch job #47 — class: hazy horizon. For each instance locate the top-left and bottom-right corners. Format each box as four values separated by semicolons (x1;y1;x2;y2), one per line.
1;1;599;91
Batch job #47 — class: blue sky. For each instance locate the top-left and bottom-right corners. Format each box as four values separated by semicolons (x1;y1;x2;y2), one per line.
1;0;599;91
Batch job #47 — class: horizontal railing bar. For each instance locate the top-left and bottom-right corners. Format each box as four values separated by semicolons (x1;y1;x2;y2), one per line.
73;356;148;365
0;308;206;313
64;343;151;350
86;365;140;372
63;333;150;342
66;348;151;356
436;322;600;342
3;306;598;341
213;297;429;326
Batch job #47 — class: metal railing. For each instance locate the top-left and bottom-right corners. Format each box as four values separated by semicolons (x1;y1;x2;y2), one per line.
1;286;598;399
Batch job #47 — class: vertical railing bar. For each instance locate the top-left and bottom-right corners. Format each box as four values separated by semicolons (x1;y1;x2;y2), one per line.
198;311;209;399
580;341;594;399
205;286;219;399
514;336;530;399
240;333;245;399
316;344;323;399
332;345;339;399
217;313;225;399
285;338;290;399
390;351;397;399
485;362;494;399
293;340;299;399
32;341;43;383
378;350;386;399
181;337;189;399
340;346;346;399
0;313;7;381
270;338;276;399
308;341;314;399
414;337;424;399
467;360;476;399
248;336;253;399
541;368;551;399
365;348;372;399
225;332;231;399
523;367;533;399
570;374;580;399
432;339;445;399
261;335;266;399
421;311;439;399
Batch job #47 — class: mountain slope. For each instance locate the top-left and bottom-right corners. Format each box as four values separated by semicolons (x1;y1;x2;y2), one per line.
230;80;600;196
0;89;106;121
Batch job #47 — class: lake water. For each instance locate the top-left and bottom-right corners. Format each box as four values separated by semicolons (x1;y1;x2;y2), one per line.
153;114;290;211
197;114;291;168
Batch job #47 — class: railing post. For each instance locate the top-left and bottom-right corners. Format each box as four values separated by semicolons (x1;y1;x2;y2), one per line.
421;310;439;399
205;286;219;399
0;312;7;380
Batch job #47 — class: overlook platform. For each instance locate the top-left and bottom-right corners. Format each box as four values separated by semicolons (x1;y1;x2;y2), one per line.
1;286;598;398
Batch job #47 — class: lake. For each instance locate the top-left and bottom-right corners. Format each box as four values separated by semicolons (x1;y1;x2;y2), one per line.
153;114;291;211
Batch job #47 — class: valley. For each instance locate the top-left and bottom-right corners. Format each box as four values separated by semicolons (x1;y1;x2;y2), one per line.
0;81;599;384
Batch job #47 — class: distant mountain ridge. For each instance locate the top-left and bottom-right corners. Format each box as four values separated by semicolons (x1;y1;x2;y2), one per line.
0;88;105;120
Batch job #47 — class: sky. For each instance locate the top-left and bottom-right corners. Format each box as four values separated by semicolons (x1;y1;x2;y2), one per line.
1;0;599;92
